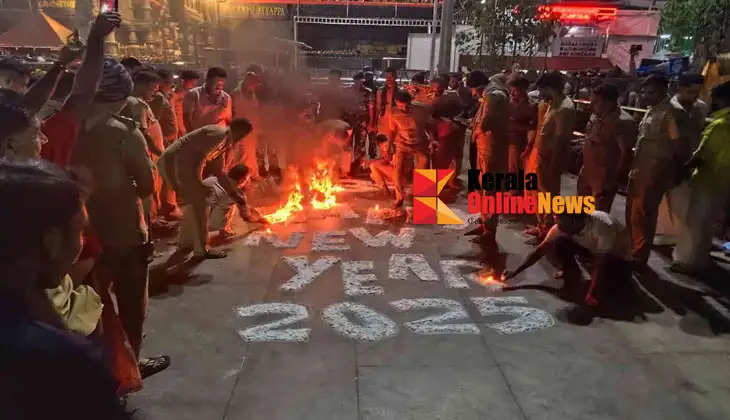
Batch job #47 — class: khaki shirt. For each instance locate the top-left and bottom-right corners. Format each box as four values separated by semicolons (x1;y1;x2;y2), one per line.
122;96;164;156
472;88;509;172
583;108;637;168
635;98;680;163
71;115;154;247
172;89;186;136
160;125;230;199
535;96;575;154
389;107;429;153
149;91;178;144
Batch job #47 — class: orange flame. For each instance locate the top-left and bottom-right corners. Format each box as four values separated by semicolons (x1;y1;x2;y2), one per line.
475;271;505;288
309;160;344;210
263;184;304;224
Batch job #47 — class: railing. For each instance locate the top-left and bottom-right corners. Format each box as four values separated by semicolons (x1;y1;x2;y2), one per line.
293;16;438;26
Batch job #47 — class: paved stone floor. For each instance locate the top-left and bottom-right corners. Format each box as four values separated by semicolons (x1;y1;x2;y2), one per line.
129;175;730;420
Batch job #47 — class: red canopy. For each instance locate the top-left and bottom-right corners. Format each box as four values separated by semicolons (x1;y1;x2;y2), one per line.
0;12;72;49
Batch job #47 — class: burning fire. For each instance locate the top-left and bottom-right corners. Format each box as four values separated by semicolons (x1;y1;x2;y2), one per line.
309;160;344;210
263;184;304;224
261;161;344;223
475;270;505;288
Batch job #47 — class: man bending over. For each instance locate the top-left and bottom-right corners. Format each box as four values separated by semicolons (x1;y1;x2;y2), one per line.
503;212;632;306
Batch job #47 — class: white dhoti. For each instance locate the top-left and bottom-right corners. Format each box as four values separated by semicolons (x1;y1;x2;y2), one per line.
209;201;236;232
654;181;692;245
673;183;727;270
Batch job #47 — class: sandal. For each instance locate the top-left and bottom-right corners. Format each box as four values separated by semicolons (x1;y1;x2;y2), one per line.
139;355;170;379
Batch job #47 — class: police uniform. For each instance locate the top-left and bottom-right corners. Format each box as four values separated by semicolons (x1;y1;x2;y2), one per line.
389;106;430;202
577;109;637;212
626;98;681;265
472;86;509;239
158;125;232;255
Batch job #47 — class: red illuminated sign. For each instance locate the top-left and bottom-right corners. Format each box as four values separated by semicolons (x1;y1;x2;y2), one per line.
537;4;617;24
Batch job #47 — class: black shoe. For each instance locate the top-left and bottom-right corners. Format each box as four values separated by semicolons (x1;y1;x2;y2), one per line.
139;355;170;379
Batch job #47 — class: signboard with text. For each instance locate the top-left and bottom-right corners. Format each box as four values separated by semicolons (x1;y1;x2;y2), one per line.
553;37;601;57
226;4;288;19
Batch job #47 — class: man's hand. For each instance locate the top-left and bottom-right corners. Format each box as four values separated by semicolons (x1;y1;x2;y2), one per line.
57;43;84;66
89;11;122;38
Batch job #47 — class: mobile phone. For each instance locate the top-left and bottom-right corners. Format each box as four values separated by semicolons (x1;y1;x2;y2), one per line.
99;0;117;13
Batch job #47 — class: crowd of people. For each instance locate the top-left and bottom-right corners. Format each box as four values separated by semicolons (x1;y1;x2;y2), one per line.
1;10;730;418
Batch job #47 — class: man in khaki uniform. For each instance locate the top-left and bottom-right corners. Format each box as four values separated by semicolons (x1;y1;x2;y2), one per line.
577;83;637;213
530;71;575;242
626;74;683;268
70;58;167;373
122;70;165;223
157;119;252;259
387;90;435;208
467;71;510;244
371;67;399;137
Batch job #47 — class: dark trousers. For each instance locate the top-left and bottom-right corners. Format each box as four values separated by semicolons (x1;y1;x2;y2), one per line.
98;246;150;358
553;236;632;302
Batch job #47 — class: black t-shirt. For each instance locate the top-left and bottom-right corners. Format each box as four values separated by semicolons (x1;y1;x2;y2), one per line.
0;294;127;420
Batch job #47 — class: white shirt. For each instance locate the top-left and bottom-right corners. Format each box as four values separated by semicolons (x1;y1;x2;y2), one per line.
545;211;631;260
203;176;233;208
